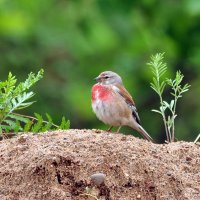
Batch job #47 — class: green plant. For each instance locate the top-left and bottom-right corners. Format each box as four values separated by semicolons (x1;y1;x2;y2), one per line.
194;133;200;144
0;69;70;136
148;53;190;142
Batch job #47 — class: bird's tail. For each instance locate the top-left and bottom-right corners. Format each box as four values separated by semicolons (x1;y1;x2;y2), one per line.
136;125;154;142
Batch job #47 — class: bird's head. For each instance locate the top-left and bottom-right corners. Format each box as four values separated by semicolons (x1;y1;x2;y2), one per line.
95;71;123;85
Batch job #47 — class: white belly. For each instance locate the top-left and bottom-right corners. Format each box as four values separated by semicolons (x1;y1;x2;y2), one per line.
92;98;131;127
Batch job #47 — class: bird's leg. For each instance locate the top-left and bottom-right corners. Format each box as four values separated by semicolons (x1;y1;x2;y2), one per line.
117;126;122;133
107;126;113;132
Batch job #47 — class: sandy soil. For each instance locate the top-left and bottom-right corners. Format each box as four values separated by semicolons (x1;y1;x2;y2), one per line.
0;129;199;200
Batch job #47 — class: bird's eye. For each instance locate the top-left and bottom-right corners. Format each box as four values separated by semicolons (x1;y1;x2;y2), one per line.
104;76;109;79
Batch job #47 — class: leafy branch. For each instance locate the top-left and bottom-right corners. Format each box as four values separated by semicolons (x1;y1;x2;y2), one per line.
0;69;70;136
148;53;190;142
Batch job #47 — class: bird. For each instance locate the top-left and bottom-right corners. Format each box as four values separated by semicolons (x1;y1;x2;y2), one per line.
91;71;153;142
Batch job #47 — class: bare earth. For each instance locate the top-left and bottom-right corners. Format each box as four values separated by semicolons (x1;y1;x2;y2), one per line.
0;129;199;200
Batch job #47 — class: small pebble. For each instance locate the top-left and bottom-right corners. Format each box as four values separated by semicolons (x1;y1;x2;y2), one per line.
91;173;106;186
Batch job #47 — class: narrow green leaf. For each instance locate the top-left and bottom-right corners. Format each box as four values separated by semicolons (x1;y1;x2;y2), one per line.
160;105;167;112
152;109;162;115
160;81;166;94
4;119;17;127
23;119;33;132
41;113;53;131
150;84;159;94
194;133;200;144
14;121;22;132
15;101;35;110
170;100;174;110
9;114;29;123
31;113;43;132
1;125;11;133
163;101;170;108
59;117;70;130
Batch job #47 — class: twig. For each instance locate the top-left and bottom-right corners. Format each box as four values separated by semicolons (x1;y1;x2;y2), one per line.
12;113;59;128
0;133;17;140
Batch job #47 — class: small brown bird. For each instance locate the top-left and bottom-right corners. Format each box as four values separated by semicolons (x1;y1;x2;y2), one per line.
91;71;153;142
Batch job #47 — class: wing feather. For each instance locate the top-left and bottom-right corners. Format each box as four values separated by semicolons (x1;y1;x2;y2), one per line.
113;84;141;125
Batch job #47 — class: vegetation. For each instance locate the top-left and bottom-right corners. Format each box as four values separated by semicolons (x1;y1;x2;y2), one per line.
0;69;69;136
148;53;190;142
0;0;200;142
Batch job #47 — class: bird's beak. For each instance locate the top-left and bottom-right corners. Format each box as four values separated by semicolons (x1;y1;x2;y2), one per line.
94;76;101;82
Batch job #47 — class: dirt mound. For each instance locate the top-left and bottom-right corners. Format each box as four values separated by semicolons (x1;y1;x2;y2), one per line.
0;130;199;200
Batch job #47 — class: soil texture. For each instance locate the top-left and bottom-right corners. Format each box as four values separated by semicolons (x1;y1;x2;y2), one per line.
0;129;199;200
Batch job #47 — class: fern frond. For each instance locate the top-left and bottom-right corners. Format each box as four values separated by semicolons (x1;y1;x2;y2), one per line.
10;92;35;113
1;125;11;133
9;114;30;123
0;69;70;136
3;72;17;94
13;121;22;132
60;116;70;130
23;119;33;132
41;113;53;132
31;113;43;132
14;69;44;97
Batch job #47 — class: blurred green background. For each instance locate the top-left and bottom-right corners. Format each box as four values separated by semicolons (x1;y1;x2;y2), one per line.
0;0;200;142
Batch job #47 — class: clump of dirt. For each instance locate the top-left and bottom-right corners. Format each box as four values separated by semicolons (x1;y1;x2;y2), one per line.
0;129;199;200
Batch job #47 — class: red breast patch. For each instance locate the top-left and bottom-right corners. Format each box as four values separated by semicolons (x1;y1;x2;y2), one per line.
92;84;111;102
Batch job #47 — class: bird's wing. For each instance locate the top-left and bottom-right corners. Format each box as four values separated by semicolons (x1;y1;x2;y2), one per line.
113;84;141;125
